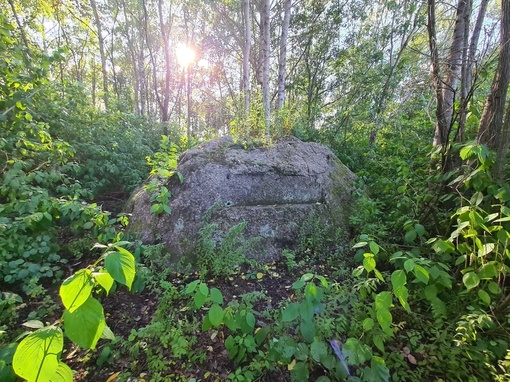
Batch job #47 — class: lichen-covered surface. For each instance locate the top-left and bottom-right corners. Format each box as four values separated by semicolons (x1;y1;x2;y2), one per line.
127;136;356;262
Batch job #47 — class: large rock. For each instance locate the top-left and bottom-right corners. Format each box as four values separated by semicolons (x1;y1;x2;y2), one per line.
127;136;356;262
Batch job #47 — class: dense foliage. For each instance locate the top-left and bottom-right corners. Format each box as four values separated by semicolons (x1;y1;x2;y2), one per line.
1;1;510;381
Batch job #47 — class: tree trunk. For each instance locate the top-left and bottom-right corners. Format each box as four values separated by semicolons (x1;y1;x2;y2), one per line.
435;0;470;147
158;0;173;127
496;99;510;178
477;0;510;178
90;0;109;108
242;0;252;137
427;0;448;147
260;0;271;139
457;0;475;143
7;0;30;50
276;0;291;116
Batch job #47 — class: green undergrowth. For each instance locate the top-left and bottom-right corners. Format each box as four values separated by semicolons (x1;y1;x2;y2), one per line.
104;143;510;382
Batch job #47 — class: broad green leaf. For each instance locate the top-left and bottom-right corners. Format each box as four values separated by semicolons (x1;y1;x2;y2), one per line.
50;362;73;382
424;284;437;300
63;297;105;349
184;280;200;294
82;221;93;230
299;319;315;343
59;269;94;313
373;335;385;353
343;338;372;365
281;303;299;322
352;241;368;249
478;290;491;306
92;272;115;294
375;292;392;310
362;318;374;332
245;312;256;329
414;224;425;236
363;257;376;272
363;356;390;382
376;308;392;333
404;259;415;272
198;282;209;297
462;272;480;290
310;340;328;362
391;270;406;289
404;230;417;243
315;275;328;288
290;361;309;382
301;273;314;282
394;286;410;312
0;364;16;382
369;241;380;255
478;243;495;257
194;290;207;308
470;192;484;206
150;204;162;214
488;281;501;295
496;229;510;243
305;283;317;299
477;262;498;279
432;239;455;254
413;265;430;284
208;304;224;327
104;248;136;290
12;326;63;382
254;327;270;346
202;315;212;331
210;288;223;304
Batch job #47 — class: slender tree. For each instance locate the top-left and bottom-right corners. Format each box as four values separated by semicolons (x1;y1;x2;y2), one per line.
242;0;252;136
260;0;271;138
477;0;510;178
276;0;291;115
90;0;110;108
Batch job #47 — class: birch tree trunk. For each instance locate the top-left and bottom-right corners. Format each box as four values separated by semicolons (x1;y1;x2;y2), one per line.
158;0;173;128
434;0;471;147
276;0;291;115
90;0;109;108
260;0;271;139
242;0;252;136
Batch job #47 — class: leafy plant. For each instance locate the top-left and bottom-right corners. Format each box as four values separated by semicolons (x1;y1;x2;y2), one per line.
5;241;136;382
196;221;257;277
144;135;183;215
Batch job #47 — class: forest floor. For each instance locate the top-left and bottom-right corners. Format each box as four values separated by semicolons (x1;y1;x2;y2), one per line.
57;245;342;382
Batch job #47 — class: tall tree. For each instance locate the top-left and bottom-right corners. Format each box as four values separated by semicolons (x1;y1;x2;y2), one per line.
242;0;252;136
260;0;271;138
157;0;173;128
477;0;510;178
428;0;472;150
276;0;291;115
90;0;110;108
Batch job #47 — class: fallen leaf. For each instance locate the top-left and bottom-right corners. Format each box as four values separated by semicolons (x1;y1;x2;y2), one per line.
106;371;121;382
407;354;417;365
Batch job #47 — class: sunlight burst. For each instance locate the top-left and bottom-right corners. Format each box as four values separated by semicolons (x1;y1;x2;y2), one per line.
176;43;196;67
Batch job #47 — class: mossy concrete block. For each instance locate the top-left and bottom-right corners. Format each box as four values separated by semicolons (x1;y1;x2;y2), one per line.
127;136;356;262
